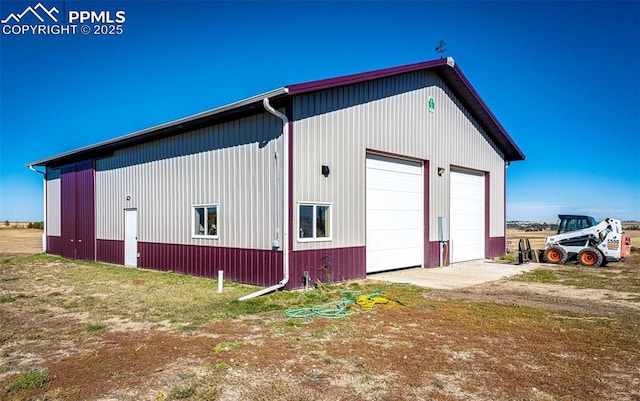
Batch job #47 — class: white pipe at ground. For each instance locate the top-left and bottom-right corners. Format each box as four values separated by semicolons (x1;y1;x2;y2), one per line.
217;270;223;292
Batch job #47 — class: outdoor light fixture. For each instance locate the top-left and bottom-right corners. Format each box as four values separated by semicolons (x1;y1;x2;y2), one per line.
321;165;330;177
437;167;446;176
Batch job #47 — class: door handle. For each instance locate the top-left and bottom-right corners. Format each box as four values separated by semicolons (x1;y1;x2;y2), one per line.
78;239;82;243
70;239;74;242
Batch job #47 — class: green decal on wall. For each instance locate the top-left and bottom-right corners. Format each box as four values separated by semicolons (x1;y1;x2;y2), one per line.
428;96;436;112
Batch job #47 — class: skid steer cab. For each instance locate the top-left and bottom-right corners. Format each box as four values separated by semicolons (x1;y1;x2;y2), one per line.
544;215;631;267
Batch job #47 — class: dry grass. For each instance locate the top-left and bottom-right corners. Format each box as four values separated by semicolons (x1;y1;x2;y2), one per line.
0;228;43;257
0;222;31;229
0;230;639;400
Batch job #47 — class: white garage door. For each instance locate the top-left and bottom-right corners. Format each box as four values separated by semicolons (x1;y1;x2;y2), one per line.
366;155;423;273
450;170;485;263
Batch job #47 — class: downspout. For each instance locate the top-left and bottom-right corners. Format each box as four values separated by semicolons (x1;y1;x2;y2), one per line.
238;97;290;300
27;164;46;253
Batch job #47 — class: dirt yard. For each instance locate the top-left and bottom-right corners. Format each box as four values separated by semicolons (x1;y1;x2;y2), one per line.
0;229;638;400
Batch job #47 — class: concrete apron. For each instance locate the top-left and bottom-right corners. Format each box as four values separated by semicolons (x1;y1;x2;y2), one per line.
367;260;539;289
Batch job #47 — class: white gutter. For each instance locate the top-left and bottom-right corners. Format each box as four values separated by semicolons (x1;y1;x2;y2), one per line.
27;165;47;253
238;97;290;301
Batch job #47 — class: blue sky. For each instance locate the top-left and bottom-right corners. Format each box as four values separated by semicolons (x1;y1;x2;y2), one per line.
1;0;638;222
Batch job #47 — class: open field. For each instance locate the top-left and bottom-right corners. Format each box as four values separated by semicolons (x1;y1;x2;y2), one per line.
0;228;43;257
0;223;32;229
0;229;639;400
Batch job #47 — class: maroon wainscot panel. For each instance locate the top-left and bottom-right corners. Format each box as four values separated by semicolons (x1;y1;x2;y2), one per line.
137;242;282;287
289;246;366;290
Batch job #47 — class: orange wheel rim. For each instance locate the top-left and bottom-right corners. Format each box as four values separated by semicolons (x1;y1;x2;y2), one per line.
581;252;596;265
548;250;561;262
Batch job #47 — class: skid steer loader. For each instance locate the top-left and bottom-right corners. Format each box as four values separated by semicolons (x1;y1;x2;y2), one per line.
543;215;631;267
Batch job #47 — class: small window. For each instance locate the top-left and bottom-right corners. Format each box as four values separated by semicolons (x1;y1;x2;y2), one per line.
193;205;218;238
298;203;331;241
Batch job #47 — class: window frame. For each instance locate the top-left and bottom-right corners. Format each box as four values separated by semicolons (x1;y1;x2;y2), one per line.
191;204;219;239
297;201;332;242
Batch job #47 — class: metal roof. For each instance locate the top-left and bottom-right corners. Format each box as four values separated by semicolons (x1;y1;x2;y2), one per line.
27;87;289;167
28;58;524;167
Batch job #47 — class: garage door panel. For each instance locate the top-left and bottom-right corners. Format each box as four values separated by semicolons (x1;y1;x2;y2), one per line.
373;167;421;179
366;155;423;273
451;181;479;191
367;249;422;272
367;210;422;231
454;239;484;255
367;175;422;193
367;228;423;249
450;170;485;263
367;174;420;190
367;190;422;212
451;198;483;212
451;171;482;184
453;229;482;242
367;155;421;173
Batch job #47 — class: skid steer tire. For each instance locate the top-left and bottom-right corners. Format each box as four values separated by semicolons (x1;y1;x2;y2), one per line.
578;247;603;267
544;245;567;264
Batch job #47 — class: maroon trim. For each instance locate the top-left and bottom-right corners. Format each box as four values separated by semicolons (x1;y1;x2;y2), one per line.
137;242;282;287
289;246;366;290
46;236;62;256
44;169;49;254
287;59;449;95
485;172;491;258
366;149;424;164
487;237;506;258
426;241;442;267
97;239;124;265
504;163;507;254
423;160;431;268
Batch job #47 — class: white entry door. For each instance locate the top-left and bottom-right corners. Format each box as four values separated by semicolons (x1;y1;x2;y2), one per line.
124;209;138;267
450;170;485;263
366;154;423;273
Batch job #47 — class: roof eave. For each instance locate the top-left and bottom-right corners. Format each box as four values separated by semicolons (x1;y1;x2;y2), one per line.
287;58;452;95
27;87;289;167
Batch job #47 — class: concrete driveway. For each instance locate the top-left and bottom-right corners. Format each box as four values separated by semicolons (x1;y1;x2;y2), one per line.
367;260;540;289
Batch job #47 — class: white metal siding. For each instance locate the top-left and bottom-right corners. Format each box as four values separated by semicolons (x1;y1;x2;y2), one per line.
90;68;507;255
450;170;485;262
46;174;61;236
366;155;423;272
293;70;506;251
95;112;283;250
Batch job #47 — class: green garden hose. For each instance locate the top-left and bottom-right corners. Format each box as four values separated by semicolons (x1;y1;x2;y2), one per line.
285;289;400;324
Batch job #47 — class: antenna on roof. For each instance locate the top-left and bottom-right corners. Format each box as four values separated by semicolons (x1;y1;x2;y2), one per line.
435;40;447;58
